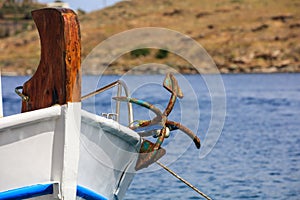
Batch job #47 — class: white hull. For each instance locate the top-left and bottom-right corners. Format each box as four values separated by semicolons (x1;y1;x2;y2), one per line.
0;103;141;200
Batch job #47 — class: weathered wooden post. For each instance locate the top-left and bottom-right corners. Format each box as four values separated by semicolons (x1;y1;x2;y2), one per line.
21;8;81;112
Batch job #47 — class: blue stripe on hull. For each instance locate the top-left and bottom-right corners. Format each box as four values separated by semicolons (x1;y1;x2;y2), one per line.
0;184;108;200
0;184;53;199
77;185;108;200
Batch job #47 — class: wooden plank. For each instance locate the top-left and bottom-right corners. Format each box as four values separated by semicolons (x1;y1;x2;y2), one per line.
21;8;81;112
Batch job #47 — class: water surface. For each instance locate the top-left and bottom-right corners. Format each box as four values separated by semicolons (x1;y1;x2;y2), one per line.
2;73;300;199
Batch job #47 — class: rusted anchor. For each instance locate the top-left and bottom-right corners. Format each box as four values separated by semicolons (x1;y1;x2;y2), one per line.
113;73;201;170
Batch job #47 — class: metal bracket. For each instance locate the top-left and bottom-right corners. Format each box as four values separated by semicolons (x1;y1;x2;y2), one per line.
102;113;118;121
15;86;29;102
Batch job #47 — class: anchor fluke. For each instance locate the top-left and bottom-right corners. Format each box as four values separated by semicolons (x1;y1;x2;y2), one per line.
163;73;183;99
135;140;166;171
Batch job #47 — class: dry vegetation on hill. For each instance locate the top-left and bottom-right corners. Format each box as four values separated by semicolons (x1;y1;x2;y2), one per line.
0;0;300;75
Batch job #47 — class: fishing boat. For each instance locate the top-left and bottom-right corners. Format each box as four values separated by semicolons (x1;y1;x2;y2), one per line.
0;8;202;200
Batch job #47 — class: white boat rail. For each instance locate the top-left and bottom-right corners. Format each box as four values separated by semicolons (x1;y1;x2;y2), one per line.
81;80;134;125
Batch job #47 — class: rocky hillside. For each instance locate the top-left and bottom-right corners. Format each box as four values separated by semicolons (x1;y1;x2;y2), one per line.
1;0;300;75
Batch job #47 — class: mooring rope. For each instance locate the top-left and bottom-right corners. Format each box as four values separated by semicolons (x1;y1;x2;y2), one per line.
156;161;212;200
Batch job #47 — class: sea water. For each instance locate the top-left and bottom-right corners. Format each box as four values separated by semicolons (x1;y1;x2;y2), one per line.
2;74;300;199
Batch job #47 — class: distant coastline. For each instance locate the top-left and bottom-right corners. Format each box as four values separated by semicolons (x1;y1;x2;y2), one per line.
1;67;299;76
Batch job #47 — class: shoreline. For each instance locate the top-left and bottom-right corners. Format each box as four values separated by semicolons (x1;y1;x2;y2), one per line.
1;69;299;77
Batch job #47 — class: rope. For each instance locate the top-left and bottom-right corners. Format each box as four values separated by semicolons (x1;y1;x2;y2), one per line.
81;81;120;101
156;161;212;200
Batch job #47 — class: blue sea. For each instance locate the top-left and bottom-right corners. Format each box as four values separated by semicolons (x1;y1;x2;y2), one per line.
2;73;300;199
